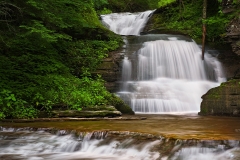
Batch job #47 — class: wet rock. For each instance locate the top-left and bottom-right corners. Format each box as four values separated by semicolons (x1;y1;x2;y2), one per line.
36;106;124;118
224;3;240;57
199;79;240;116
94;49;123;92
51;110;122;118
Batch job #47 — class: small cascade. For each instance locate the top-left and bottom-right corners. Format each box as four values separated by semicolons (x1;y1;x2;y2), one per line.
169;147;237;160
0;128;160;160
0;128;240;160
101;10;153;35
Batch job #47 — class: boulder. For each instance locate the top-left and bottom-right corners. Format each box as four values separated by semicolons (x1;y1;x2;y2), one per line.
199;79;240;116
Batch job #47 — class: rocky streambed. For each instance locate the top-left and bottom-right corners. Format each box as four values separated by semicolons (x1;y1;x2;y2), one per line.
1;115;240;160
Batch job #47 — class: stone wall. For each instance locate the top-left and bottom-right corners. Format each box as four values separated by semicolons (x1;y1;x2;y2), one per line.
199;79;240;116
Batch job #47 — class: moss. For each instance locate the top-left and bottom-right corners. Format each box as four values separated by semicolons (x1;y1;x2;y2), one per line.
51;110;122;118
106;94;134;115
82;105;116;111
208;89;221;99
200;107;208;114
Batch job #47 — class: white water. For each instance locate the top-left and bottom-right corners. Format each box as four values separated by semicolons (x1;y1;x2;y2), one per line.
118;38;225;113
122;57;132;90
0;128;160;160
0;128;239;160
167;146;240;160
101;11;226;114
101;10;153;35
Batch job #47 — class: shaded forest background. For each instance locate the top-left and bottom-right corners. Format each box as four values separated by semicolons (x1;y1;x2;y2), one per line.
0;0;239;119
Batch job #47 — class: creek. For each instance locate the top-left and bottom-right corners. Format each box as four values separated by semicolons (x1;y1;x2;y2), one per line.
0;10;239;160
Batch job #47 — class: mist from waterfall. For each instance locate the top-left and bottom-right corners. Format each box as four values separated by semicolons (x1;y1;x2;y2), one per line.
101;12;226;114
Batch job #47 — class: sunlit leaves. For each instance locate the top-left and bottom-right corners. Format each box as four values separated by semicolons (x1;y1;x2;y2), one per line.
158;0;175;8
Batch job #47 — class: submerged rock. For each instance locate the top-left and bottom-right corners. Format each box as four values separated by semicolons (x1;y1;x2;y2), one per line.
199;79;240;116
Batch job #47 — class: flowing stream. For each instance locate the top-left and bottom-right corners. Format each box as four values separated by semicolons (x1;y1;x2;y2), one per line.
0;127;240;160
102;11;225;114
0;128;160;160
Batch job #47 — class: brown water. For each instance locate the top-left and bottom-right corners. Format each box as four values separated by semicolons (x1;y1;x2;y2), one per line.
1;114;240;140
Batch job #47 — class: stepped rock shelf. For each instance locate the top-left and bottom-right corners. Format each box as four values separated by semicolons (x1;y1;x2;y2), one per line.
1;127;239;160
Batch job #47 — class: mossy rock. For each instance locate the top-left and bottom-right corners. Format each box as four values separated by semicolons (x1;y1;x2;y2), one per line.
50;110;122;118
106;94;135;115
81;105;117;111
199;79;240;116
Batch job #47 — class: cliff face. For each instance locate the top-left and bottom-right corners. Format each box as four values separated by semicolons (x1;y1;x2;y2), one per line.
199;79;240;116
223;1;240;57
94;50;123;92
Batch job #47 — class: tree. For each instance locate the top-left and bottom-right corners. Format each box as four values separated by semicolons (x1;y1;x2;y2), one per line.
202;0;207;60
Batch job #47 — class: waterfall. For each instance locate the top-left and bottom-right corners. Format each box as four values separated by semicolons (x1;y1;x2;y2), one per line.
101;12;226;114
101;10;153;35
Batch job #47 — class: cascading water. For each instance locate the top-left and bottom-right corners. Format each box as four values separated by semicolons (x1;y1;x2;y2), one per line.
101;12;226;114
101;10;153;35
0;128;160;160
1;128;239;160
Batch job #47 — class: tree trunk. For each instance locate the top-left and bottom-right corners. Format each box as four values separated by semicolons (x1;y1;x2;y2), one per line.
202;0;207;60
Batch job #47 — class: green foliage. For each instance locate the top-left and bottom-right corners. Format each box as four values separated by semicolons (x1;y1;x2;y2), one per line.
150;0;233;43
63;39;120;75
203;13;230;41
107;0;159;12
20;20;72;42
93;0;110;14
0;90;38;119
98;7;112;14
158;0;175;8
93;0;108;9
0;0;123;119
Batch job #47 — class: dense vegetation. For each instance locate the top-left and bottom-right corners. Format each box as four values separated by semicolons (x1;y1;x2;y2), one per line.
0;0;126;119
143;0;240;43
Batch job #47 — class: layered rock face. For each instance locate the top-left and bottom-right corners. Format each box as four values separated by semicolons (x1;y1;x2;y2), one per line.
199;79;240;116
225;12;240;57
94;50;122;92
222;0;240;57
